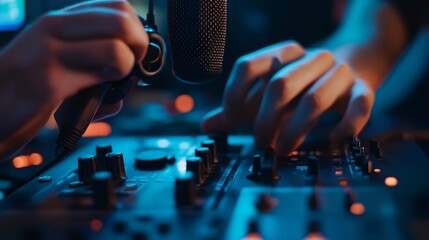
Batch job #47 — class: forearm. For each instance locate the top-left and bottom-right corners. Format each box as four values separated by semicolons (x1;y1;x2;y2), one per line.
324;0;409;92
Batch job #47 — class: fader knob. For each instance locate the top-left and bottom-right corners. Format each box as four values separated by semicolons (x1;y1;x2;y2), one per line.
195;147;212;173
92;171;115;209
186;156;204;185
135;150;168;170
175;171;196;206
202;139;218;164
96;144;113;171
78;155;97;183
362;159;373;175
370;139;383;158
105;152;127;182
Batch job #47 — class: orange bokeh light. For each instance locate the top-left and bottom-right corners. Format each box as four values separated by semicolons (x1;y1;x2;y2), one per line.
242;233;263;240
350;202;365;215
385;177;398;187
90;219;103;232
83;122;112;138
29;153;43;166
374;168;381;173
174;94;194;113
339;178;348;187
13;156;30;168
13;153;44;168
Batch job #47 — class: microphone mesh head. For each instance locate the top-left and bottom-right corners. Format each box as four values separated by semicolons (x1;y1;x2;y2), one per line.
168;0;227;83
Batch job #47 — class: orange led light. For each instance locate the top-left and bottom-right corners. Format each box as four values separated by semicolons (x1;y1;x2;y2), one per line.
339;178;348;186
288;151;299;157
83;122;112;138
174;94;194;113
350;202;365;215
374;168;381;173
335;170;343;176
385;177;398;187
90;219;103;232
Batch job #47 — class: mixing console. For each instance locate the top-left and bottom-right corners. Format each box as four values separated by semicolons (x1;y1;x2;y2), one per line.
0;135;429;240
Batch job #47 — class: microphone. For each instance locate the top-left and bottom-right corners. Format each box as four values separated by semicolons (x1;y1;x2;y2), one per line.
167;0;227;84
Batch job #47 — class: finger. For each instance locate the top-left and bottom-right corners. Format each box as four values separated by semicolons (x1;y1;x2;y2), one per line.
58;39;135;84
62;0;142;33
275;64;355;155
202;79;266;133
223;41;305;123
254;51;337;148
330;80;375;142
94;101;123;121
41;7;148;62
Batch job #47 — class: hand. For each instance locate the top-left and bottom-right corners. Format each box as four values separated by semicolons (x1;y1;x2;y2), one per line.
0;0;148;157
202;41;375;155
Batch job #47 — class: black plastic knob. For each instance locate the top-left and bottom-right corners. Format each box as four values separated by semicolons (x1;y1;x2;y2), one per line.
252;155;262;174
135;150;168;170
186;156;204;185
307;155;319;175
78;154;97;183
105;152;127;182
370;139;383;158
96;144;113;171
201;139;218;164
175;171;196;206
195;147;212;174
92;171;115;209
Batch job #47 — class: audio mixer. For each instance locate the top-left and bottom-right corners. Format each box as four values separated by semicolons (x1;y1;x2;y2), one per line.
0;133;429;240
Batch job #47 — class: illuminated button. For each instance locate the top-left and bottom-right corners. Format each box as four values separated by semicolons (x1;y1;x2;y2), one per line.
135;150;168;170
69;181;84;188
124;183;138;191
38;176;52;183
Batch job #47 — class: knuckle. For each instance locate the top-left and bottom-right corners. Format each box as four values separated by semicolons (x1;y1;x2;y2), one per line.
37;11;59;28
316;50;336;63
268;76;292;97
356;92;374;113
336;63;353;76
284;40;305;52
113;0;133;11
303;92;323;111
234;56;253;74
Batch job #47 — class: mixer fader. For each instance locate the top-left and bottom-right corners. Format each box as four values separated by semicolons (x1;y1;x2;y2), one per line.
0;135;429;240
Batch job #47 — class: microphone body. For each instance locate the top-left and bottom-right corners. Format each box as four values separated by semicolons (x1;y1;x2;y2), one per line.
167;0;227;83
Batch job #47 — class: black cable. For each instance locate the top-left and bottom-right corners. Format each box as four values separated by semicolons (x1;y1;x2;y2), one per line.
146;0;156;29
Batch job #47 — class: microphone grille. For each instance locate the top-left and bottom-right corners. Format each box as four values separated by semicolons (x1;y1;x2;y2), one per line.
168;0;227;83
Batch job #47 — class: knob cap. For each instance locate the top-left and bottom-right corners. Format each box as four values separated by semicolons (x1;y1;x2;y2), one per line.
96;144;113;171
209;134;228;154
105;152;127;182
92;171;115;209
78;154;97;183
175;171;196;206
135;150;168;170
201;139;218;164
252;155;262;174
186;156;204;185
307;155;319;175
195;147;212;174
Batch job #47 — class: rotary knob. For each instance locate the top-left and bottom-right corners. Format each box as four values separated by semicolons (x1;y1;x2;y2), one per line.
201;139;218;164
175;171;196;207
78;154;97;183
195;147;212;174
135;150;168;170
96;144;113;171
186;156;204;185
92;171;115;209
105;152;127;182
